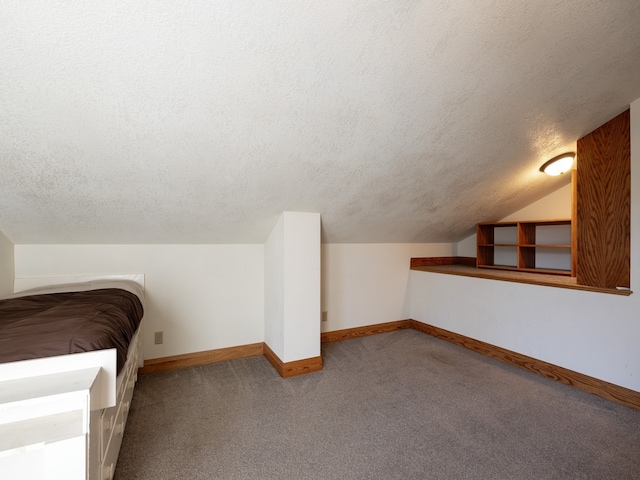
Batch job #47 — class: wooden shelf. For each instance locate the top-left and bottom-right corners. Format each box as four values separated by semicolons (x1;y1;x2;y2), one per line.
477;220;573;276
479;265;519;272
520;244;571;249
518;267;572;276
478;243;518;247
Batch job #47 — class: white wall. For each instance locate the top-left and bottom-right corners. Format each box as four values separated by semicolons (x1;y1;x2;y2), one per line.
13;239;444;362
264;214;285;358
321;243;452;332
265;212;321;362
0;230;14;297
410;99;640;392
14;244;264;360
501;182;572;222
282;212;321;362
457;183;573;257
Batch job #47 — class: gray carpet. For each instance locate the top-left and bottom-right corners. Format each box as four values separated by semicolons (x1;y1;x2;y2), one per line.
114;329;640;479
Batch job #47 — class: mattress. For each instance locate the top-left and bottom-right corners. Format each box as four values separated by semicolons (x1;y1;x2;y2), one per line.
0;286;144;374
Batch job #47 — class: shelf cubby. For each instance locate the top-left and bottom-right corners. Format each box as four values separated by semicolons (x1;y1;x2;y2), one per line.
476;220;573;276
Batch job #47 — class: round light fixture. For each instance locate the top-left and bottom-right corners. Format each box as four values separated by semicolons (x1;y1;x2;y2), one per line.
539;152;575;176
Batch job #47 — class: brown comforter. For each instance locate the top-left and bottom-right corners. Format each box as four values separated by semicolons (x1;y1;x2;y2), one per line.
0;288;144;374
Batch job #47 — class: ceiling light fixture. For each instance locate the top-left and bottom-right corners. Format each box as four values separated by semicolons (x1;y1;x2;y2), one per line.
539;152;575;176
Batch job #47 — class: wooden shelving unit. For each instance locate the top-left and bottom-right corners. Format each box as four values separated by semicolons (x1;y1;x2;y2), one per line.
477;219;573;276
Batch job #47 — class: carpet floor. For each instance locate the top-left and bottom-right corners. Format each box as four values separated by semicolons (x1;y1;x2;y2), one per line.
114;329;640;479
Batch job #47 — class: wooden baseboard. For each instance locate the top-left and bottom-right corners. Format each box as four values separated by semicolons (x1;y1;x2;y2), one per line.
409;320;640;411
139;342;264;374
321;320;412;343
263;343;323;378
140;341;322;378
138;319;640;410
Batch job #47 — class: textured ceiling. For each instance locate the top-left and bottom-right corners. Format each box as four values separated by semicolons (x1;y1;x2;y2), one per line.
1;1;640;244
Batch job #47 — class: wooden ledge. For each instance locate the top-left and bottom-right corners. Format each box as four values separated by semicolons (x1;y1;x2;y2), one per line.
411;259;631;296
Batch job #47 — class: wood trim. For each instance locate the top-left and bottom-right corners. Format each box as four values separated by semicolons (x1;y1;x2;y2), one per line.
410;256;476;268
138;319;640;410
571;168;577;277
576;109;630;288
263;343;323;378
262;342;283;375
139;342;264;374
408;320;640;411
321;320;412;343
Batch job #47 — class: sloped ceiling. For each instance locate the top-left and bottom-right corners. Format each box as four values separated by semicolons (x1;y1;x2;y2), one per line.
1;1;639;244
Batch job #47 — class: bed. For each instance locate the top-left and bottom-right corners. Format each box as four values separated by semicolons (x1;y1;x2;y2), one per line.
0;274;145;480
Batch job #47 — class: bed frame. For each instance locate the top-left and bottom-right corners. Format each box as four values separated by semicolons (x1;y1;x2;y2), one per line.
0;274;145;480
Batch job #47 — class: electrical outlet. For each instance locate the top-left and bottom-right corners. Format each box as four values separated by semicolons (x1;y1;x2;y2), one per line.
154;331;163;345
321;311;328;322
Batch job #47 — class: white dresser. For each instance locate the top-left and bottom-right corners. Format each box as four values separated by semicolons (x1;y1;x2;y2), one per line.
0;367;101;479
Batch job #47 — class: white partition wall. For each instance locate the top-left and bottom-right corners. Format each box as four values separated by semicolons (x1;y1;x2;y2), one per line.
264;212;321;363
0;231;14;298
264;214;286;358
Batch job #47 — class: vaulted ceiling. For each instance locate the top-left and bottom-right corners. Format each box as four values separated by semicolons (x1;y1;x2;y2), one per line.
1;1;639;244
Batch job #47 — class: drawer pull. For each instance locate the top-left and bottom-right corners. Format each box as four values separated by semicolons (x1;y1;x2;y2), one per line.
102;462;114;480
103;417;113;432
